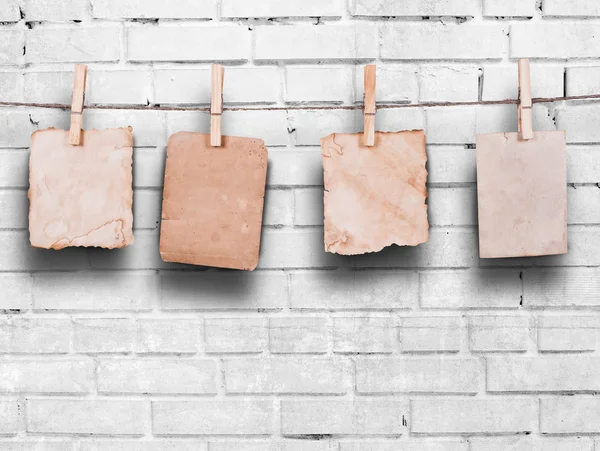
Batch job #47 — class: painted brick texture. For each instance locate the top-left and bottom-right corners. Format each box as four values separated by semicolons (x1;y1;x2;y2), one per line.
0;0;599;448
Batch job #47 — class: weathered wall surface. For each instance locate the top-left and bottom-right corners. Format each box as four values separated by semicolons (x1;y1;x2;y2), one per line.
1;0;600;449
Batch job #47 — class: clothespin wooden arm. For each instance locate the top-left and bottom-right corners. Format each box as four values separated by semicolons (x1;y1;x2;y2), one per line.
518;59;533;141
210;64;225;147
363;64;376;147
69;64;87;146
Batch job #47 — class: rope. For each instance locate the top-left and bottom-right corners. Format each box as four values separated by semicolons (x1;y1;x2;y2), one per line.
1;94;600;112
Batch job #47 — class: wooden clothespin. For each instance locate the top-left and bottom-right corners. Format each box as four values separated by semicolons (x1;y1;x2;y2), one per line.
363;64;376;147
518;59;533;141
69;64;87;146
210;64;225;147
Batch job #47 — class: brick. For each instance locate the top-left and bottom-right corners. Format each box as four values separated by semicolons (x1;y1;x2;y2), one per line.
205;318;267;353
0;110;65;148
92;0;215;18
0;72;22;102
224;357;347;394
356;357;479;394
354;65;419;103
264;190;294;227
27;399;146;435
269;317;329;354
133;190;161;230
411;398;537;434
285;67;352;103
267;150;323;186
428;187;477;226
352;228;478;269
24;71;71;104
0;359;93;393
488;356;600;392
339;441;467;451
538;316;600;352
153;401;274;435
290;270;418;310
427;146;476;184
222;0;342;18
482;64;564;101
80;441;205;451
483;0;536;17
0;231;89;271
128;26;250;62
511;23;600;59
26;26;120;63
0;274;32;311
528;227;600;267
469;315;530;352
75;233;166;271
567;66;600;96
353;0;479;15
166;111;289;147
0;318;70;353
557;104;600;143
85;110;164;147
0;114;33;149
98;358;217;394
333;317;395;353
541;397;600;433
400;317;462;353
469;437;593;451
0;0;20;21
0;400;19;434
24;0;88;21
294;188;322;226
292;109;424;146
352;0;478;16
87;70;152;105
0;443;73;451
569;186;600;225
208;442;328;451
137;319;200;354
419;65;479;102
382;24;507;60
258;230;345;269
161;271;287;311
133;148;166;188
421;270;522;309
544;0;600;16
426;107;476;144
254;25;378;62
0;190;27;229
34;273;157;311
281;400;407;435
155;67;279;105
74;318;136;353
0;30;24;66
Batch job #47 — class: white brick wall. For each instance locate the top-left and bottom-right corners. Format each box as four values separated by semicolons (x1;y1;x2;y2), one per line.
2;1;600;447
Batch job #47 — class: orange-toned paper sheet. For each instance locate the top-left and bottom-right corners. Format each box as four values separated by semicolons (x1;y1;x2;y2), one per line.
476;131;567;258
321;131;429;255
160;132;268;270
29;128;134;249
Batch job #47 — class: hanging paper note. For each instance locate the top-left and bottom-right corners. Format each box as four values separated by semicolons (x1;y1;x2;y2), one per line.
476;131;567;258
160;132;268;270
29;128;134;249
321;131;429;255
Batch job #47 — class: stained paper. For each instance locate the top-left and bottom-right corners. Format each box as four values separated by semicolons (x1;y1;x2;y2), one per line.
321;131;429;255
28;128;134;249
476;131;567;258
160;132;268;270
